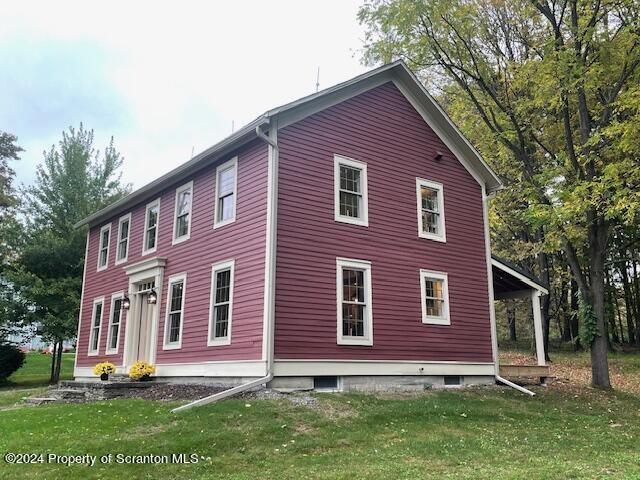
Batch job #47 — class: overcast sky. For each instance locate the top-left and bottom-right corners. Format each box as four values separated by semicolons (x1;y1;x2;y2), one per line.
1;1;368;189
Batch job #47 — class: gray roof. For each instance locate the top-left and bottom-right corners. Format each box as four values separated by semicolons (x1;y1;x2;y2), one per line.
76;60;502;228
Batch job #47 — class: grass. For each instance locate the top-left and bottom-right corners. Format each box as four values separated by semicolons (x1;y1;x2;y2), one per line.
2;352;75;389
0;351;639;479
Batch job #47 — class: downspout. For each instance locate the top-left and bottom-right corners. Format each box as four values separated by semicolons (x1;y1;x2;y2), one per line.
172;120;279;413
482;186;536;397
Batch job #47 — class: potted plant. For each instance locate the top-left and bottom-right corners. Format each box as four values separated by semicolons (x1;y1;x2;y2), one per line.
128;361;156;381
93;362;116;381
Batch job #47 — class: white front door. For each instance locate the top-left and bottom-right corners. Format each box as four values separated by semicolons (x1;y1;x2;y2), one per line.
134;293;155;363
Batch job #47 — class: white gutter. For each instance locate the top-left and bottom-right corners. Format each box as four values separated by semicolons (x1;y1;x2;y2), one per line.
495;375;536;396
171;121;279;413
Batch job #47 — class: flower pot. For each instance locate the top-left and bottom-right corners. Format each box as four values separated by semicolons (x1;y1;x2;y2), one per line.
139;374;151;382
100;373;109;381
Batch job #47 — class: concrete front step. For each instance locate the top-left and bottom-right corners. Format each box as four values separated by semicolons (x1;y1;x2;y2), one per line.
55;380;161;401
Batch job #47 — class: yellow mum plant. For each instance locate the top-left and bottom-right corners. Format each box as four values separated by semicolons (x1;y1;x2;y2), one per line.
93;362;116;376
129;361;156;380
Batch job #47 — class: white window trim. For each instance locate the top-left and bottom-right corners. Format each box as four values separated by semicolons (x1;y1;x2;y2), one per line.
207;259;235;346
416;178;446;242
213;157;238;229
106;292;124;354
87;296;105;356
115;213;131;266
420;269;451;325
334;155;369;227
336;257;373;346
172;181;194;245
163;272;187;350
142;198;161;256
96;223;112;272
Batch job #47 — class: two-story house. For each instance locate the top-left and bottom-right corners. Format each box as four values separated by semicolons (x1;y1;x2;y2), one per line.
73;61;548;392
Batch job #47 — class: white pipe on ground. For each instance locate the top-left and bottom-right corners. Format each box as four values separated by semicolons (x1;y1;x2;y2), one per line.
495;375;536;396
171;121;278;414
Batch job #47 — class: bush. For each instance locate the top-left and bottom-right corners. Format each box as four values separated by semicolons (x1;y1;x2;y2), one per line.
0;343;26;381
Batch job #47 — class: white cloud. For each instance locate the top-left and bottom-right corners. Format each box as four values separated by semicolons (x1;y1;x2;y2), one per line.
1;0;368;188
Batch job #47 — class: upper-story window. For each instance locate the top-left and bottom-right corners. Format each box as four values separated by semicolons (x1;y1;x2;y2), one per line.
208;259;234;346
214;157;237;229
115;214;131;265
334;155;368;227
164;273;186;349
337;257;373;346
88;297;104;355
420;269;450;325
106;293;124;354
416;178;446;242
173;181;193;244
143;198;160;255
97;224;111;271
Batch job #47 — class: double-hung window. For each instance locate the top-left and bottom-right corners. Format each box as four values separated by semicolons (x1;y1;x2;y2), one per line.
214;157;237;228
420;270;450;325
416;178;446;242
115;214;131;265
208;260;234;346
143;198;160;255
334;155;368;226
97;224;111;271
173;182;193;244
106;293;124;354
164;274;186;349
88;297;104;355
337;258;373;346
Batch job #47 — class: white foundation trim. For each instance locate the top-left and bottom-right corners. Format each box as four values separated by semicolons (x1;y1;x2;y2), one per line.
273;360;495;377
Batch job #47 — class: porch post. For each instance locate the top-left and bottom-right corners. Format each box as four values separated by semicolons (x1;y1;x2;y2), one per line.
531;290;546;366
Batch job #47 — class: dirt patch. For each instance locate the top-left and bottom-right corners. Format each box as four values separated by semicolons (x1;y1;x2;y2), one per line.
126;383;227;401
314;398;358;420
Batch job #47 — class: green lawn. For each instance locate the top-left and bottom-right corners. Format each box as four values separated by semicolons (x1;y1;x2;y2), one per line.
2;352;75;389
1;351;639;479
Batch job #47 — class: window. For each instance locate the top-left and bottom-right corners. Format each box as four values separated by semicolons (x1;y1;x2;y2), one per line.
97;224;111;271
164;274;186;349
420;270;450;325
214;157;237;228
334;155;368;226
208;259;234;346
173;181;193;244
106;293;124;354
416;178;446;242
142;198;160;255
115;214;131;265
337;258;373;346
88;297;104;355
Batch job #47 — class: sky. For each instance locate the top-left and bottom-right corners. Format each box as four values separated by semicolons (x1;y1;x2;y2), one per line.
1;1;369;189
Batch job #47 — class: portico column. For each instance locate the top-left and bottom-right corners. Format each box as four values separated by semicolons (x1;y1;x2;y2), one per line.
531;290;546;366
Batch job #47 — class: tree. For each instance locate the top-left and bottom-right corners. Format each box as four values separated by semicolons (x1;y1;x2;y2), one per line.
359;0;640;388
0;132;23;343
0;131;23;214
5;124;130;382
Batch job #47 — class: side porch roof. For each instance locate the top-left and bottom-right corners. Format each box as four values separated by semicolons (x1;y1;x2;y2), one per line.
492;255;549;299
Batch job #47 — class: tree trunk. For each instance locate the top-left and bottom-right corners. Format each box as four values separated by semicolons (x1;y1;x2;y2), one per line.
507;300;517;342
620;260;637;344
53;339;63;384
570;279;583;350
588;220;611;389
49;341;57;384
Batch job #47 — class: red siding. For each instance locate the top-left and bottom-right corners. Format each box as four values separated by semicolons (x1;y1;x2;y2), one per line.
76;140;267;367
274;82;493;362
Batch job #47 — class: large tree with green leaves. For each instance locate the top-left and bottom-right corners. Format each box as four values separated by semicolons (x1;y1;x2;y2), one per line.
5;124;130;382
359;0;640;388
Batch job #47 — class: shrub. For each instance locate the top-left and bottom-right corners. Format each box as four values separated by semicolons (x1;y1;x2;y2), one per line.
0;344;26;381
